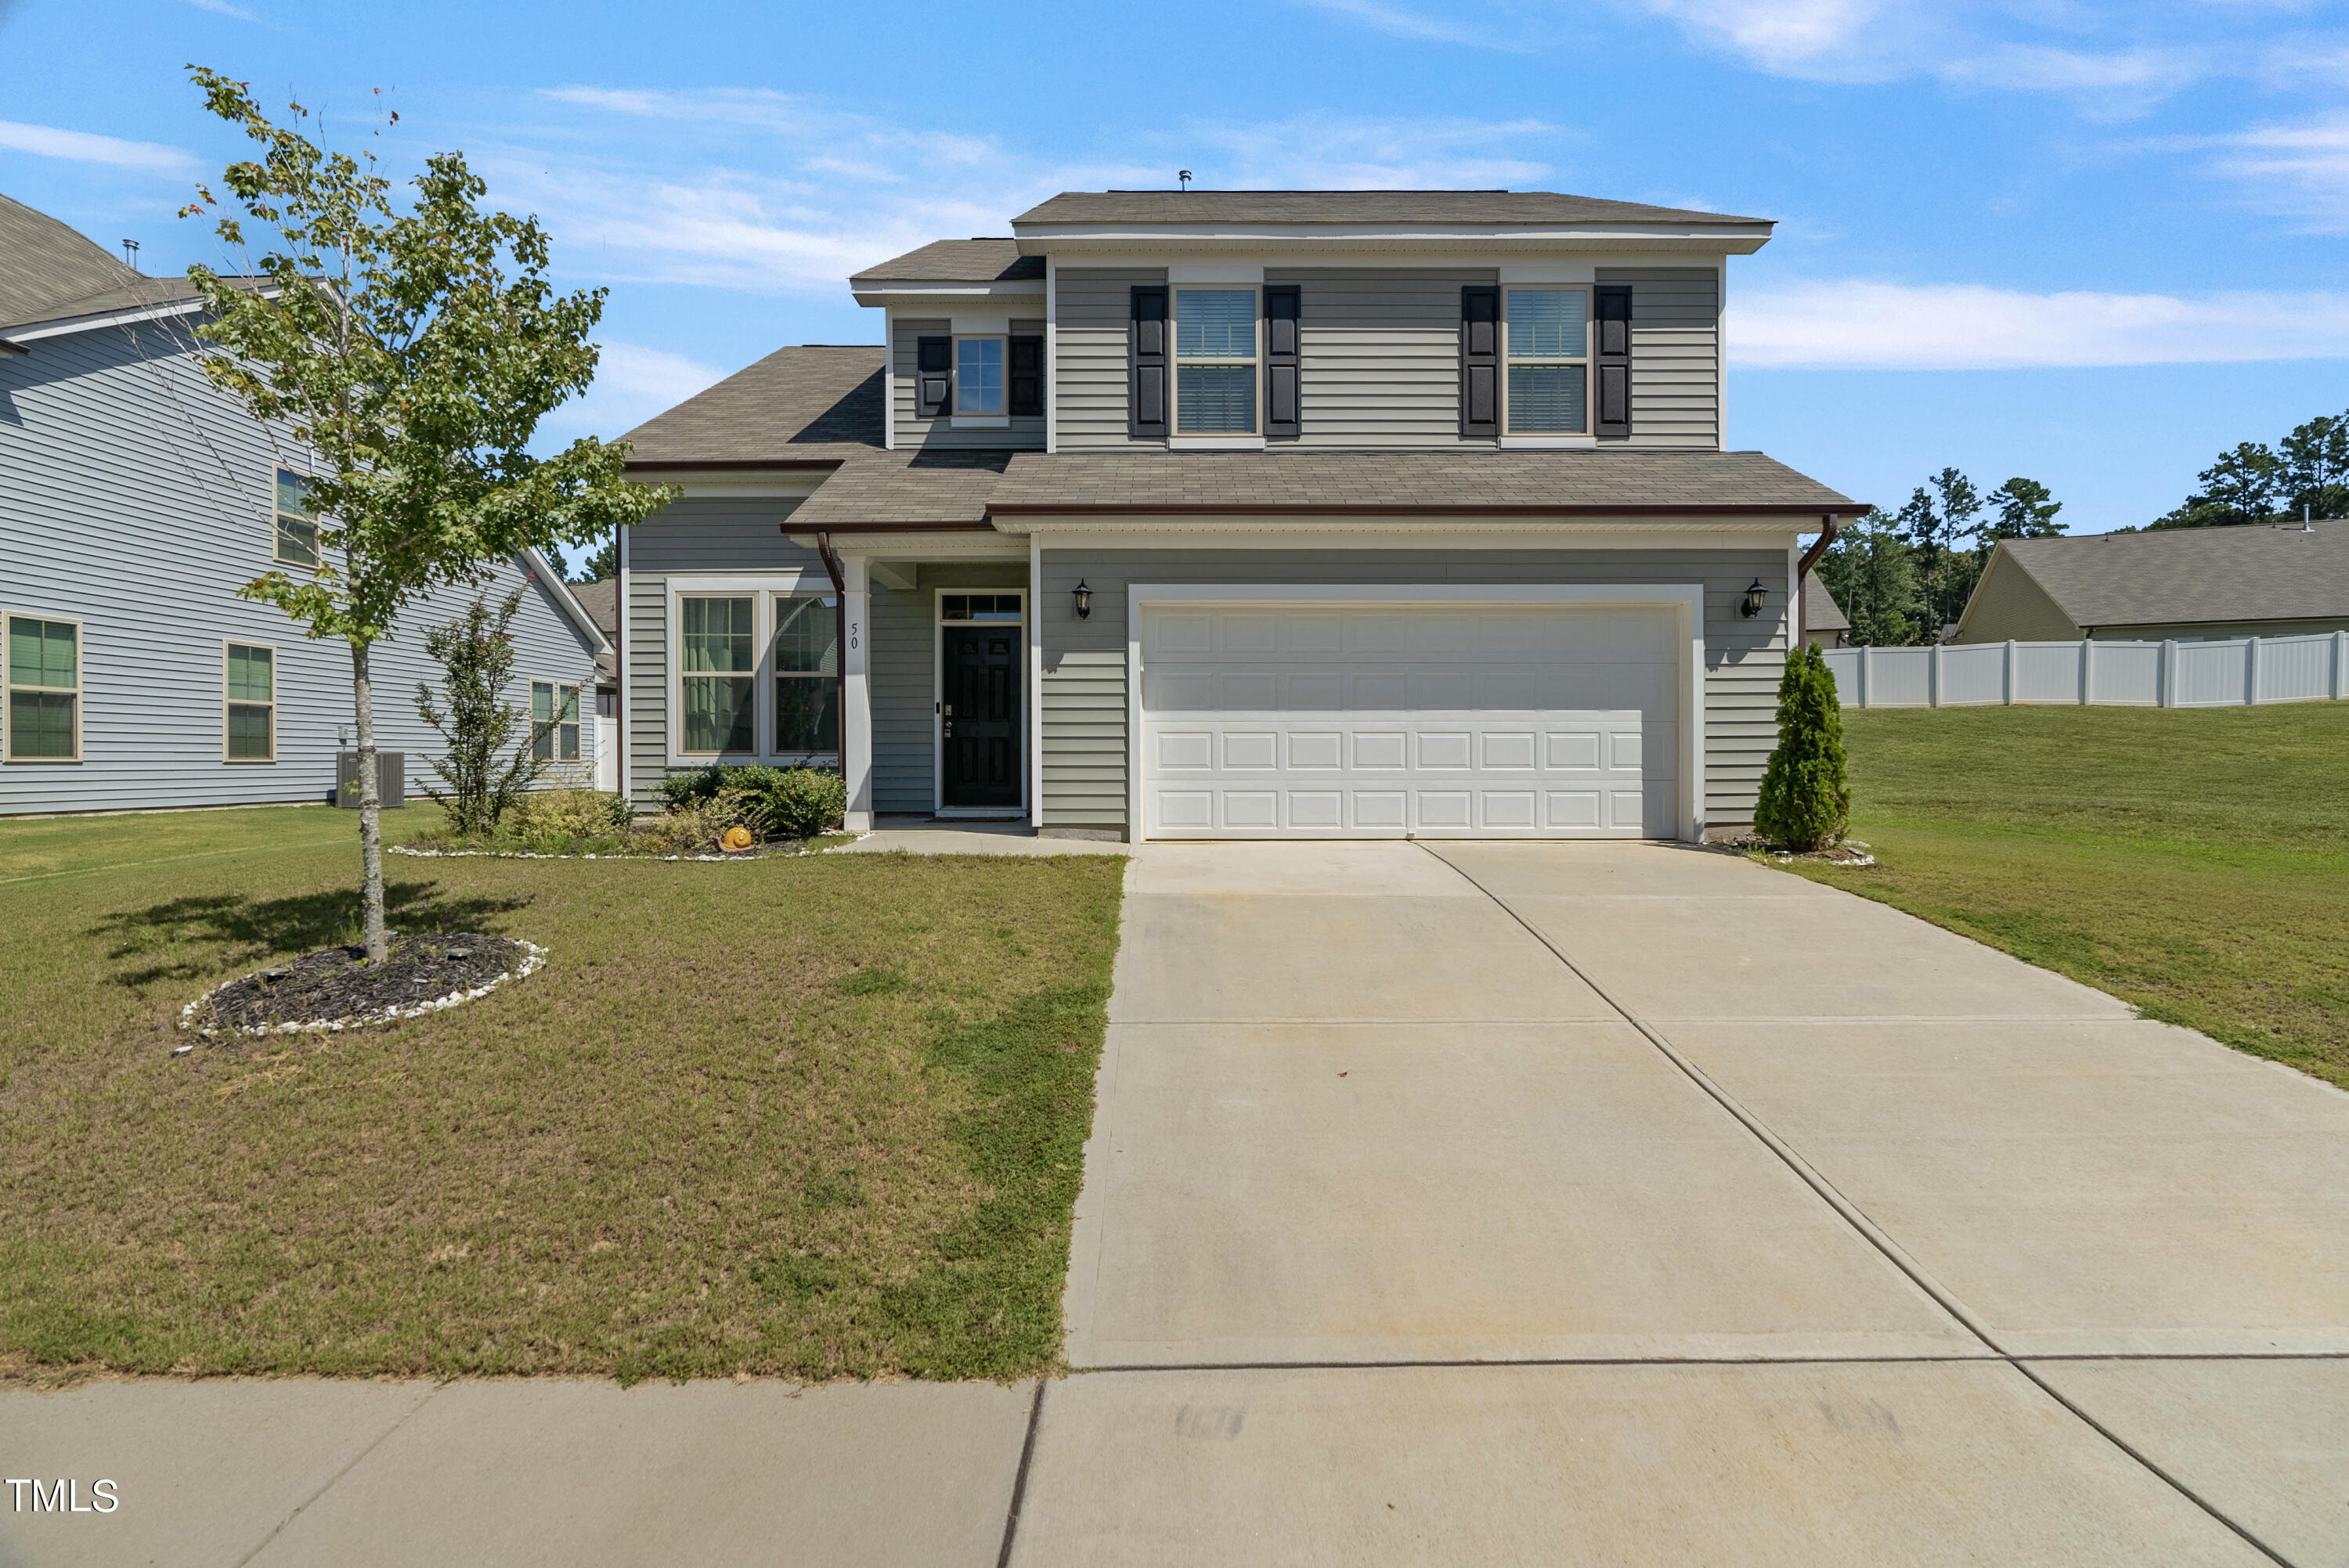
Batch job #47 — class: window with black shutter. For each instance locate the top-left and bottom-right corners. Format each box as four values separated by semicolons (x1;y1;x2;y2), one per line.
1264;284;1301;438
1009;335;1043;417
1460;286;1499;438
1130;286;1169;438
915;335;952;421
1595;286;1632;439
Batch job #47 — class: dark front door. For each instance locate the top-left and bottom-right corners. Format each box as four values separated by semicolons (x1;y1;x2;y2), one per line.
942;625;1020;808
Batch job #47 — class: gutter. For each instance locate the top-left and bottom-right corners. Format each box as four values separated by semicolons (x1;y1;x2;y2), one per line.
813;530;850;766
1795;514;1841;580
983;501;1871;520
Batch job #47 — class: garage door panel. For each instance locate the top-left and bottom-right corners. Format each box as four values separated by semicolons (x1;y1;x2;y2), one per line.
1141;603;1681;840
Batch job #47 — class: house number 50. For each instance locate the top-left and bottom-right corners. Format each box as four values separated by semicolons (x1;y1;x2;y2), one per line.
849;622;861;651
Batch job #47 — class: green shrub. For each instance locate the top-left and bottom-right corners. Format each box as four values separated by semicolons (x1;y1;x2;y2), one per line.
657;764;846;840
1754;643;1851;852
507;788;632;842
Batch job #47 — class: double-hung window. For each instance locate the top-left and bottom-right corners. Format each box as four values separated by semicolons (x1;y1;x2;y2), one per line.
679;597;756;754
274;468;319;568
772;594;840;755
225;642;275;762
1504;289;1590;434
954;337;1005;416
1174;289;1257;434
531;681;582;763
5;614;79;762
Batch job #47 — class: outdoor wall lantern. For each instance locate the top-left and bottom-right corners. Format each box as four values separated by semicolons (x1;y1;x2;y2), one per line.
1072;579;1093;620
1738;579;1768;619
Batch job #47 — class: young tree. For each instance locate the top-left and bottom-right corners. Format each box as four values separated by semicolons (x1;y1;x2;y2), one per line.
1817;509;1925;647
1753;643;1849;852
414;590;549;836
1983;476;2065;542
180;70;673;961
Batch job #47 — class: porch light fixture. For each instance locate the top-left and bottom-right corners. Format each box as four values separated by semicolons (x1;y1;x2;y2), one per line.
1072;579;1093;620
1738;579;1767;619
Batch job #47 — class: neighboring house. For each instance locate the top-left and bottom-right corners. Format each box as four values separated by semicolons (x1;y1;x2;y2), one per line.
1954;522;2349;643
616;189;1865;842
0;192;608;817
568;576;622;790
1802;576;1850;649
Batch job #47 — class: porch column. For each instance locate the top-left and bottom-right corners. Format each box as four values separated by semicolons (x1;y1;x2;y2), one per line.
842;555;874;831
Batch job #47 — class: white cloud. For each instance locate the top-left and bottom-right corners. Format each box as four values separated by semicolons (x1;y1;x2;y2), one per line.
1633;0;1900;76
2199;110;2349;230
1292;0;1518;48
542;343;729;442
186;0;259;19
1730;279;2349;369
0;120;198;175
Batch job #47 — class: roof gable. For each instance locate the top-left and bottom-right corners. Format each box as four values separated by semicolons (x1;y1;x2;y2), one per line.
850;238;1043;285
1994;521;2349;629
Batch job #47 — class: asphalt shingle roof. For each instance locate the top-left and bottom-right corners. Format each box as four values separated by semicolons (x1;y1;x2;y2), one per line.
1804;573;1849;633
619;344;884;467
791;451;1013;528
1013;189;1769;228
1995;521;2349;629
850;239;1045;284
984;450;1858;515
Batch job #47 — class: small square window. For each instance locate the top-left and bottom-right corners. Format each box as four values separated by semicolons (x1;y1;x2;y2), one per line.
954;338;1005;416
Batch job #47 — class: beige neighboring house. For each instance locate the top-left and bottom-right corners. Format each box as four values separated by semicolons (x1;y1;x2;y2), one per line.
1954;521;2349;643
1802;575;1849;648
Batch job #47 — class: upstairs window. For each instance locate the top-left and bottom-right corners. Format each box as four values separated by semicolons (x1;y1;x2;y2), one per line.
680;596;755;754
225;642;275;762
5;614;79;762
531;680;583;763
954;337;1005;416
274;468;319;568
1175;289;1257;434
1505;288;1589;434
770;594;839;754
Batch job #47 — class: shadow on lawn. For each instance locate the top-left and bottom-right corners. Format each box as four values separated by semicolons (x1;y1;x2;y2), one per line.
95;880;532;987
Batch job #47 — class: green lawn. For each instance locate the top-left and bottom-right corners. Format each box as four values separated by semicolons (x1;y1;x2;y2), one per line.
1776;703;2349;1089
0;805;1124;1385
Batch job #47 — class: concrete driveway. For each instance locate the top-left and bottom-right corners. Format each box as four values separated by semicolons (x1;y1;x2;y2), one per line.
8;840;2347;1566
1025;839;2349;1565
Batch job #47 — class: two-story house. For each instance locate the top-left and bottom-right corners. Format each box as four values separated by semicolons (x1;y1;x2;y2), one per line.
0;191;611;817
615;189;1864;841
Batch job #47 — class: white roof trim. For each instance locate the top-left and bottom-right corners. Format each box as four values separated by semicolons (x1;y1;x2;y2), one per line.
520;547;612;655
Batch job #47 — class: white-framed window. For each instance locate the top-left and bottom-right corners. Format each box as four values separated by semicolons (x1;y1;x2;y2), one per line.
1174;287;1258;434
224;641;276;763
954;337;1006;416
4;612;81;763
1504;287;1590;434
770;593;840;755
531;680;582;763
678;595;756;755
274;467;320;568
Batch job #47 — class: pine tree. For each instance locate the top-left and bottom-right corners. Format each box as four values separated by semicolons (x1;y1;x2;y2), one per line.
1753;643;1850;852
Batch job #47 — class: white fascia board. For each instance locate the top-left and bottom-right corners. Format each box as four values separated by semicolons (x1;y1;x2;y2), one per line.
990;518;1805;546
2;296;210;341
1016;222;1770;254
1055;250;1734;273
519;546;613;654
788;530;1027;559
850;281;1045;308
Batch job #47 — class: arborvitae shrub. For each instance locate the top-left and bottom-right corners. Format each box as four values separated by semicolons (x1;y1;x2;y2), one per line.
1753;643;1851;852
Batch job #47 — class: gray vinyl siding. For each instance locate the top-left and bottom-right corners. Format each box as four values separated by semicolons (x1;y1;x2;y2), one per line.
1054;267;1163;449
1035;546;1791;832
0;319;598;818
1597;268;1719;449
891;316;1046;450
620;496;821;809
870;561;1030;813
1272;268;1495;448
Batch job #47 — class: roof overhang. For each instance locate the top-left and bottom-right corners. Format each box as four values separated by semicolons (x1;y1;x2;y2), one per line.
623;462;840;499
1010;221;1772;258
849;279;1047;307
987;501;1866;524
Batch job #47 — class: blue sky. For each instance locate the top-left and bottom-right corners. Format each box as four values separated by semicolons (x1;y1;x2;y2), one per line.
2;0;2344;532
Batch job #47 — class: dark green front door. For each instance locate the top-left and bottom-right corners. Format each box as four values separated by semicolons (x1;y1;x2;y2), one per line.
942;625;1020;808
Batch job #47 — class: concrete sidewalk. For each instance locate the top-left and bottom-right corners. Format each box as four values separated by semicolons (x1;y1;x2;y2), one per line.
8;839;2348;1565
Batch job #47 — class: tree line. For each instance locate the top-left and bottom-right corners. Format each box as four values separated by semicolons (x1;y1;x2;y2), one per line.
1818;405;2347;647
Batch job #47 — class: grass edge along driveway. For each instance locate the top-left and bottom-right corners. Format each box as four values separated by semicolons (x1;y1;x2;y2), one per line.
0;805;1126;1386
1770;703;2349;1092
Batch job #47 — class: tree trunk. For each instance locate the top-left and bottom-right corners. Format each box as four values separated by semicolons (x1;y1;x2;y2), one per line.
351;640;389;964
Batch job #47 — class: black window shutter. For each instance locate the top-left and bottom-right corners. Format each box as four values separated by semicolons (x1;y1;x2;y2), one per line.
1130;286;1169;438
1595;287;1632;438
1460;286;1499;438
916;335;952;421
1263;284;1301;439
1009;334;1043;417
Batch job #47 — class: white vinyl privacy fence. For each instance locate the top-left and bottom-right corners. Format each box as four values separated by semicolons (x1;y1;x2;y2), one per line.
1824;633;2349;708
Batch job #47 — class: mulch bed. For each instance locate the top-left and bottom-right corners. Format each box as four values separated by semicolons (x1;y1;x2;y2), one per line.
179;932;542;1041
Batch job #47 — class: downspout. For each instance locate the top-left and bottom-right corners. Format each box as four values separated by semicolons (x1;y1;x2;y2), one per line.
814;530;849;768
1795;513;1841;647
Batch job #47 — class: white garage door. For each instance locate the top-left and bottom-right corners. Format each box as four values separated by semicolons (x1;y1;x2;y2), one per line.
1140;601;1680;839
